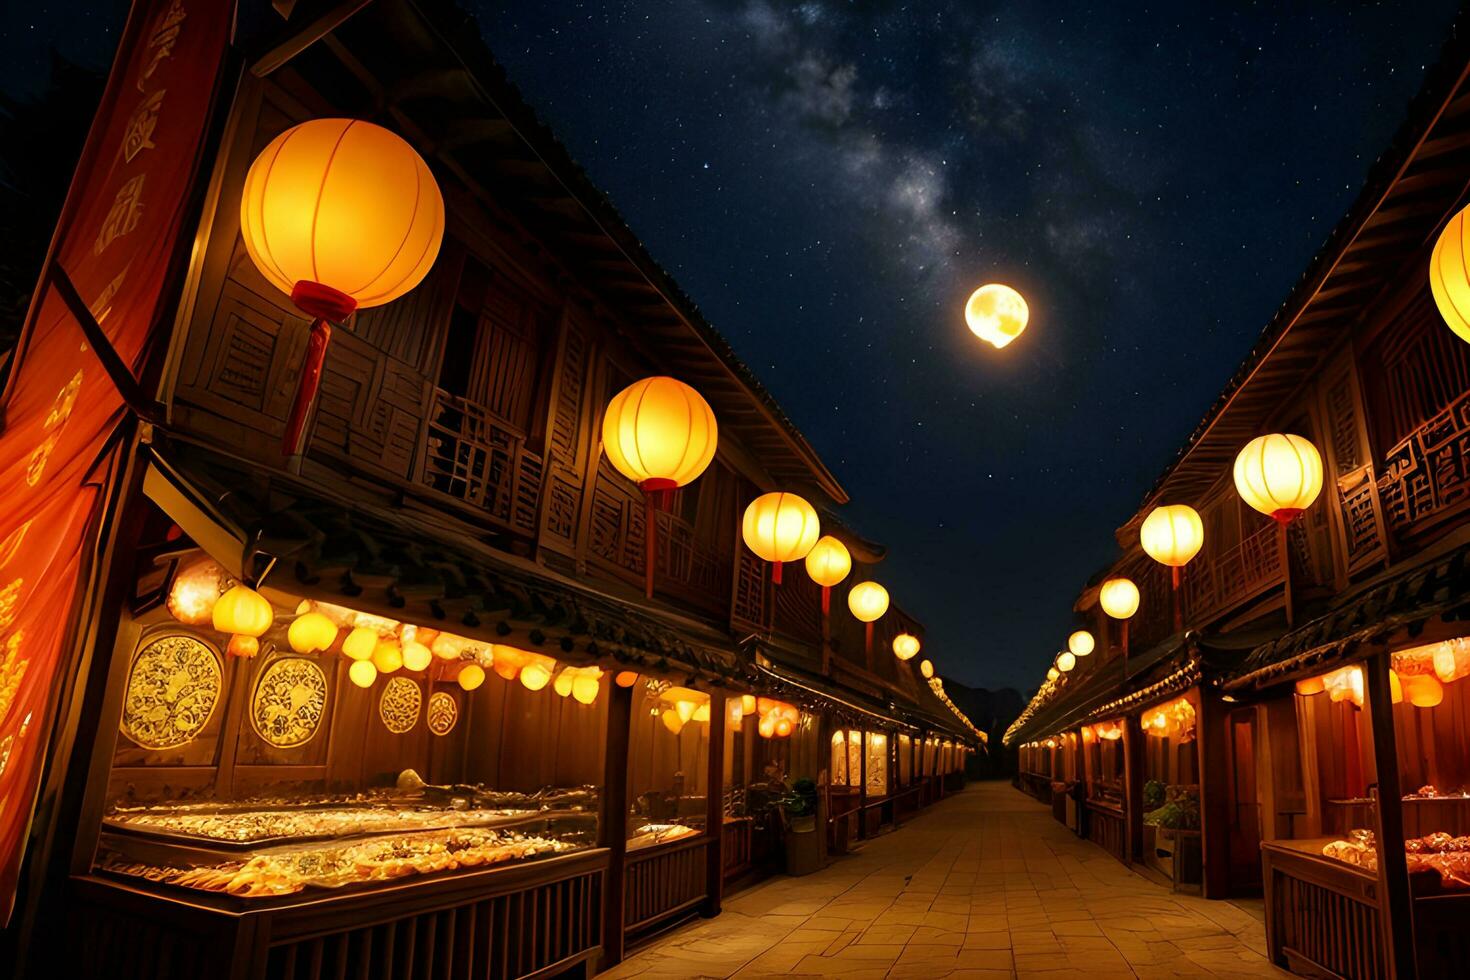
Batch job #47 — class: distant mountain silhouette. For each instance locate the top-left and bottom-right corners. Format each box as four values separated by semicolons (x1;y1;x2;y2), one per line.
940;678;1024;777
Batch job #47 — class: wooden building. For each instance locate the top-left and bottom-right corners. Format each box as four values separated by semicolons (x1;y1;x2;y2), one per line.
1006;14;1470;979
0;2;980;979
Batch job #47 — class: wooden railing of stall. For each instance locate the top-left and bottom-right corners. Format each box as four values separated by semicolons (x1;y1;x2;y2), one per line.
623;836;709;938
67;848;607;980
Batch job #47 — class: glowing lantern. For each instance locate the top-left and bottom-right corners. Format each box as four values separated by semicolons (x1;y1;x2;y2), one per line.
920;659;934;679
491;645;528;681
1140;505;1204;567
775;717;793;737
227;635;259;658
457;663;485;691
1057;651;1076;673
692;702;711;723
430;632;467;660
757;714;776;738
965;283;1029;349
1099;578;1139;620
741;694;757;715
572;670;602;705
213;584;273;636
1068;630;1095;657
553;667;576;698
1046;667;1060;682
401;638;432;672
520;655;555;691
615;670;640;688
349;659;378;688
1233;434;1323;524
661;709;685;734
742;492;820;583
1429;203;1470;345
343;627;377;661
804;535;852;614
601;376;718;597
728;698;745;724
848;581;890;654
1295;676;1325;697
287;612;338;655
240;119;443;456
1391;670;1404;705
371;640;403;674
893;633;921;661
1403;673;1444;709
167;559;226;625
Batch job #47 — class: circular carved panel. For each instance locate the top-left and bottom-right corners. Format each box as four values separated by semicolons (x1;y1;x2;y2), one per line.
379;676;422;734
121;633;222;750
426;691;458;736
250;657;328;748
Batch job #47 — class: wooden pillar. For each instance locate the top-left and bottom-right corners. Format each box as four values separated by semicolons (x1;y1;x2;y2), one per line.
1364;650;1417;979
599;680;633;968
1124;713;1146;865
858;729;869;839
702;692;726;918
1196;688;1231;899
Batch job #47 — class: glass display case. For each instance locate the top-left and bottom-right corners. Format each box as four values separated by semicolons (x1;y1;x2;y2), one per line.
92;553;604;901
625;684;709;851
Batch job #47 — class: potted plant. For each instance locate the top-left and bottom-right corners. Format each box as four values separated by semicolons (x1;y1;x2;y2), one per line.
781;777;822;875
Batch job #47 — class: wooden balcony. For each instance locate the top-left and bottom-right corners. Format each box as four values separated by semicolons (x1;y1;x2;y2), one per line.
1184;521;1285;627
1376;387;1470;541
421;386;543;537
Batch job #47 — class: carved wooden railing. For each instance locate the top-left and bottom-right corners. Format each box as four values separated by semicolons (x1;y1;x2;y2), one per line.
1183;521;1285;630
1086;800;1127;864
721;817;752;880
1337;464;1390;576
421;387;542;536
1376;387;1470;541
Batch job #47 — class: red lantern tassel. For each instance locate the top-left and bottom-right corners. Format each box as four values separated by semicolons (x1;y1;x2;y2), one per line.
640;478;677;600
283;281;357;457
865;622;873;657
771;559;783;584
821;586;831;615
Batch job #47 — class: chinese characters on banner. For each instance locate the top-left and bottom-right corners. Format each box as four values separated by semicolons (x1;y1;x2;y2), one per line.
0;0;233;923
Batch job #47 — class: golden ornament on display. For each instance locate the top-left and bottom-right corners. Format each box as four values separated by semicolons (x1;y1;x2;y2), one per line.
379;677;422;734
120;634;222;750
250;657;328;748
427;691;458;736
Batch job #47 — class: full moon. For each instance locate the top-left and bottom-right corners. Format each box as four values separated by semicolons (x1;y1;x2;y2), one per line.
965;284;1029;349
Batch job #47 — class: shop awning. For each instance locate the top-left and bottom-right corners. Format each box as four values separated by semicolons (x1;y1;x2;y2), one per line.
142;438;749;687
1224;538;1470;694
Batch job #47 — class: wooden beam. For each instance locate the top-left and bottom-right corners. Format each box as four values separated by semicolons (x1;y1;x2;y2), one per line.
702;695;726;918
250;0;373;78
1365;650;1418;980
599;682;633;969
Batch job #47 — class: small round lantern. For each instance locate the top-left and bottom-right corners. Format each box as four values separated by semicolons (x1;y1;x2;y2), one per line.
1067;630;1094;657
804;535;852;614
213;584;273;657
919;658;934;679
1233;434;1323;524
457;663;486;691
343;627;377;661
847;581;890;654
601;376;718;597
288;611;339;655
1057;651;1076;672
240;119;445;456
965;283;1029;349
349;659;378;688
1141;503;1204;630
742;492;820;583
893;633;921;661
1099;578;1139;620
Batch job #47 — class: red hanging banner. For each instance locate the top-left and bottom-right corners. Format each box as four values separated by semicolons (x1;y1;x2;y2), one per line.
0;0;234;923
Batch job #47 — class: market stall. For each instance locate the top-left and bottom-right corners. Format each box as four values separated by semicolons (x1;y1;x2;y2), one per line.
1137;695;1202;889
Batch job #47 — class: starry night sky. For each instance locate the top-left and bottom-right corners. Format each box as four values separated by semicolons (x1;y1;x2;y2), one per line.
2;2;1464;693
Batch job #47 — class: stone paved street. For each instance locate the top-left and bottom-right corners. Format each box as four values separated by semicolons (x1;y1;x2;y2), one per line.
601;780;1285;978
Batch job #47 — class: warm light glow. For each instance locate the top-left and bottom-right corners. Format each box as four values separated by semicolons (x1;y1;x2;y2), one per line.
553;667;576;698
1402;672;1444;709
1391;669;1403;705
572;670;602;705
343;627;377;661
401;639;432;672
600;376;718;490
1295;676;1325;697
847;581;890;623
920;659;934;679
430;631;468;660
1430;202;1470;345
1233;434;1323;523
1140;504;1204;568
520;656;555;691
1140;696;1196;740
741;694;757;715
166;559;226;625
893;633;921;661
1046;667;1060;682
371;640;403;674
457;663;485;691
1057;651;1076;672
491;646;528;681
1099;578;1140;620
287;612;339;654
227;635;259;658
239;119;444;309
212;584;273;637
742;492;820;570
775;717;793;737
1067;630;1095;657
615;670;640;688
757;714;776;738
692;702;711;723
1394;637;1470;685
804;535;852;589
965;283;1029;349
349;659;378;688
